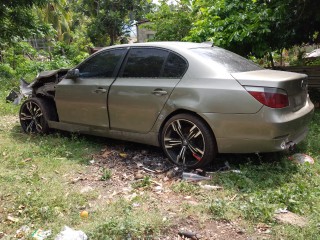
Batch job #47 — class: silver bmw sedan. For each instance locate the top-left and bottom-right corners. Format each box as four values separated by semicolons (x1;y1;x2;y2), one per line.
19;42;314;168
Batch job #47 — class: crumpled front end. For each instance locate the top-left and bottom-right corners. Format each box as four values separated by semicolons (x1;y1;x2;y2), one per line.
6;68;68;104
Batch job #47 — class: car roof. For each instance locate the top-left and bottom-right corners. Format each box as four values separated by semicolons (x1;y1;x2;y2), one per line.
99;41;213;52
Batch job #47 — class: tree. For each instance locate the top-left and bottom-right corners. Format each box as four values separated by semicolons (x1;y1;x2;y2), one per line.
81;0;152;46
36;0;72;43
186;0;320;65
0;0;49;45
147;0;193;41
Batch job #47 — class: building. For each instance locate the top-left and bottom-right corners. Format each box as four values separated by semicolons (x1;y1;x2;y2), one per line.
136;20;156;43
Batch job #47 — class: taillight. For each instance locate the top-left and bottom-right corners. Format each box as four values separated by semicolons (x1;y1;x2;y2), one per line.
244;86;289;108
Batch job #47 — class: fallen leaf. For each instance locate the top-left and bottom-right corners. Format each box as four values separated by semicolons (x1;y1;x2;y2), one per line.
102;150;111;158
7;215;19;222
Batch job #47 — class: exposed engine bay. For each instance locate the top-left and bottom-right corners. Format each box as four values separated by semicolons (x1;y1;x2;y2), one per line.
6;68;69;104
23;68;69;98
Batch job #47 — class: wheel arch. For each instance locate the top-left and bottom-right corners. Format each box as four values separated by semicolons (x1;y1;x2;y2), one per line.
34;95;59;122
158;109;218;153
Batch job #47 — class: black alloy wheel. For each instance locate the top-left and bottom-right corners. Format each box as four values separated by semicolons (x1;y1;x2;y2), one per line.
161;114;216;168
19;98;52;134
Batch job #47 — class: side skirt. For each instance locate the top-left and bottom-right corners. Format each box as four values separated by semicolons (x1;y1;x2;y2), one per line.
48;121;160;147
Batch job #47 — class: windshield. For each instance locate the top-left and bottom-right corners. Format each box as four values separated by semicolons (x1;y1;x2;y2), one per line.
191;47;262;73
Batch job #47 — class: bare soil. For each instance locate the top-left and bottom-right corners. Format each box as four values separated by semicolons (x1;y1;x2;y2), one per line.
68;141;251;239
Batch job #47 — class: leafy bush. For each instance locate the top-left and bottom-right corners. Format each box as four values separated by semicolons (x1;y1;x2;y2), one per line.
0;64;15;78
0;39;90;94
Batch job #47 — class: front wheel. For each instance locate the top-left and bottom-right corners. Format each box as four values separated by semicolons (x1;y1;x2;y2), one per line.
161;114;216;168
19;98;53;134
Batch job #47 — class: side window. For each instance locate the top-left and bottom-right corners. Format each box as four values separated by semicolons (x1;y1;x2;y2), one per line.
162;52;188;78
78;49;126;78
121;48;168;78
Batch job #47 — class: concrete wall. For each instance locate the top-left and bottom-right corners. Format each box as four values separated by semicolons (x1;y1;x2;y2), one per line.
136;22;156;43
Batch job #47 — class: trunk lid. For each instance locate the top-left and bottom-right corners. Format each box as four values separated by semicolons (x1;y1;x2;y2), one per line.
231;70;308;111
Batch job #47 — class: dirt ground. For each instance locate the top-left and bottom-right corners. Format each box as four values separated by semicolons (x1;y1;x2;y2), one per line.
68;140;265;240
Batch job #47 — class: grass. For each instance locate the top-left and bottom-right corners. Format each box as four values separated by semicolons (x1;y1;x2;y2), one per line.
0;88;319;239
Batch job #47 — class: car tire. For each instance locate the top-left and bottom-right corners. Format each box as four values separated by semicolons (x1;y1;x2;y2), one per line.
161;113;216;168
19;98;56;134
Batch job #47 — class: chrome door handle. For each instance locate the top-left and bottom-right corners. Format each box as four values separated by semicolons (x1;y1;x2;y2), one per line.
152;89;168;96
94;88;107;93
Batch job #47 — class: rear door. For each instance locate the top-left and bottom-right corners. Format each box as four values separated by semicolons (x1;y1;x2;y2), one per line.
55;48;127;128
108;47;188;133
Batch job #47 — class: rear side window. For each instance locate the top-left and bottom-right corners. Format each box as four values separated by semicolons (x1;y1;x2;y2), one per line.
191;47;262;73
78;49;126;78
162;52;188;78
121;48;168;78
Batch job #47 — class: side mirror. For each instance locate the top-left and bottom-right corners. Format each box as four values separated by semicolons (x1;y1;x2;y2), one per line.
65;69;80;79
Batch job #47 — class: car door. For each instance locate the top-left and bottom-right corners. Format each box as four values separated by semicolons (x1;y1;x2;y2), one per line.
55;48;127;128
108;47;188;133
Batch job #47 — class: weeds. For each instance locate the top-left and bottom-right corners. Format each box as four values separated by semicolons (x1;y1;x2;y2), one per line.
100;168;112;181
88;200;166;239
132;176;152;189
171;181;200;194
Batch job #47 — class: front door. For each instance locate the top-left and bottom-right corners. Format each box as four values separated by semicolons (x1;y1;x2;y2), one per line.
55;48;127;128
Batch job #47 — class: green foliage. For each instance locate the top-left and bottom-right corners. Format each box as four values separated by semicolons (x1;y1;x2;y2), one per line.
147;0;192;41
52;41;90;65
0;64;15;79
132;176;152;189
171;181;200;194
101;168;112;181
81;0;152;46
209;198;228;220
89;200;164;239
0;0;50;44
186;0;274;57
147;0;320;63
36;0;73;43
0;39;89;94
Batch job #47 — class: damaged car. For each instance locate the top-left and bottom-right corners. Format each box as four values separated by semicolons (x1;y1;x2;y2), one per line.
19;42;314;168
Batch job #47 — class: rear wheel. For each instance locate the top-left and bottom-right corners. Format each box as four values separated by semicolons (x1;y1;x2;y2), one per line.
161;114;216;168
19;98;54;134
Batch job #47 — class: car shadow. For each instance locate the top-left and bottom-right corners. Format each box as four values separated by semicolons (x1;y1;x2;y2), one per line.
9;124;299;191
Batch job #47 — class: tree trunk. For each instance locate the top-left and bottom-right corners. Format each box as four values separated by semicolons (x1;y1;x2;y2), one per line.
269;51;275;69
279;48;283;66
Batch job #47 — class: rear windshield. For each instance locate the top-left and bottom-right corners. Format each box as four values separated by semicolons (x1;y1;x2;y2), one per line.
191;47;262;73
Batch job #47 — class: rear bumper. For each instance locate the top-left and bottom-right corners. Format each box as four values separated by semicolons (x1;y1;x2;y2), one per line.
202;98;314;153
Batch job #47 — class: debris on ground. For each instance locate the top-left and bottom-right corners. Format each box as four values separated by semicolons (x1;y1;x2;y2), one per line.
274;210;309;227
289;153;314;164
256;223;271;234
178;230;199;239
31;229;52;240
6;215;19;223
80;210;89;219
5;89;20;104
70;143;273;239
199;184;223;191
54;226;87;240
5;79;32;104
15;225;31;238
182;172;210;181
